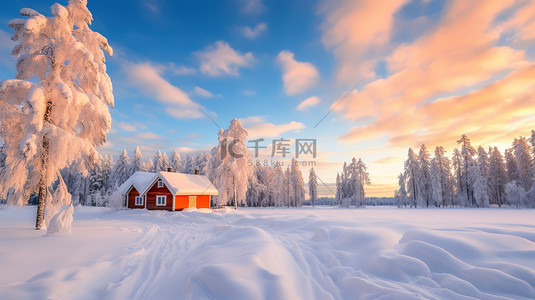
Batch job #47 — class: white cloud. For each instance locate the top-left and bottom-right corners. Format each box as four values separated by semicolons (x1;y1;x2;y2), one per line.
135;132;164;140
114;121;137;132
193;86;213;97
124;62;208;119
239;115;266;126
114;121;148;132
143;0;160;14
277;50;320;95
168;63;196;75
238;23;267;39
237;0;266;15
242;90;256;96
165;107;204;119
297;96;320;111
240;116;306;138
195;41;254;76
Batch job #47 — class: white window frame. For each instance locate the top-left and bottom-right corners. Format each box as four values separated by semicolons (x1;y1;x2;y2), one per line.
157;181;164;188
135;196;143;206
156;195;167;206
189;196;197;208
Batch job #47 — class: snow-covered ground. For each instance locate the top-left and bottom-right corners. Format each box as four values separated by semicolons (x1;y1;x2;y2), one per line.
1;206;534;299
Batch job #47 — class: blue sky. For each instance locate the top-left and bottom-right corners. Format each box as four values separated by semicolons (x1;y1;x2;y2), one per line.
1;0;535;196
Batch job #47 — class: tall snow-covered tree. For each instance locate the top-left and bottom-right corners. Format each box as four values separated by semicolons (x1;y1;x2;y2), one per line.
488;147;507;206
0;1;114;229
207;118;252;208
111;149;130;188
512;137;533;191
354;158;370;207
457;134;476;206
397;173;408;207
290;158;305;207
170;149;182;173
431;146;453;207
309;167;318;207
418;145;432;207
404;148;420;207
477;146;490;181
162;152;170;171
505;181;528;208
144;157;153;174
130;146;145;173
335;173;341;206
273;163;285;207
283;166;292;207
469;163;489;207
505;149;518;183
152;150;164;172
451;148;465;206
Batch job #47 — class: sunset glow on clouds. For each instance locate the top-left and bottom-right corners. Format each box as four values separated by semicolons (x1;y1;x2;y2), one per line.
1;0;534;197
331;0;535;150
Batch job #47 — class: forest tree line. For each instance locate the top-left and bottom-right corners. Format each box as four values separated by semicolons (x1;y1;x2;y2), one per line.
396;132;535;208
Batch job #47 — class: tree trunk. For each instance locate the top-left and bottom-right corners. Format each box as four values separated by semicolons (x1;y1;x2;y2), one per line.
233;177;237;210
35;101;52;230
35;136;49;230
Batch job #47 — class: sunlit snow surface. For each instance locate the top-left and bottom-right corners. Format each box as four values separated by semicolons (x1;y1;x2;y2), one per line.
1;206;534;299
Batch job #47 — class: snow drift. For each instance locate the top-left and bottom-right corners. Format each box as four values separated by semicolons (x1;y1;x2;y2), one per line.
0;207;534;299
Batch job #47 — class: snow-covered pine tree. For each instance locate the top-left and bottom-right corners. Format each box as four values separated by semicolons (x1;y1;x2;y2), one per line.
144;158;154;174
469;163;489;207
505;149;518;184
290;158;305;207
88;154;103;205
152;150;164;172
404;148;420;207
196;152;211;175
111;149;130;188
0;1;114;229
505;181;527;207
272;163;285;207
355;158;370;207
451;148;464;206
309;167;318;207
477;146;490;182
335;173;341;206
397;173;408;207
284;166;292;207
431;146;452;207
130;146;145;173
457;134;476;206
488;147;507;207
170;149;182;173
209;118;252;208
101;154;114;195
162;152;170;171
418;145;432;207
512;137;533;191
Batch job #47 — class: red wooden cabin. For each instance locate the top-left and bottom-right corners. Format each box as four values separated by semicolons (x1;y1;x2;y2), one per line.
120;171;218;211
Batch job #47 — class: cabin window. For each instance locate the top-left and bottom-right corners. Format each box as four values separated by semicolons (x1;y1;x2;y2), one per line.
135;196;143;206
156;195;166;206
189;196;197;208
157;181;164;188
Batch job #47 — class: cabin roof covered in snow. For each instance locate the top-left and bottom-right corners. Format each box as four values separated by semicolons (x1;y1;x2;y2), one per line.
140;171;218;196
118;171;156;195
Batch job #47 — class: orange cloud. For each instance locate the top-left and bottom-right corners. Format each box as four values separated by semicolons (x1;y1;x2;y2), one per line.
334;0;535;151
277;50;320;95
320;0;409;83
